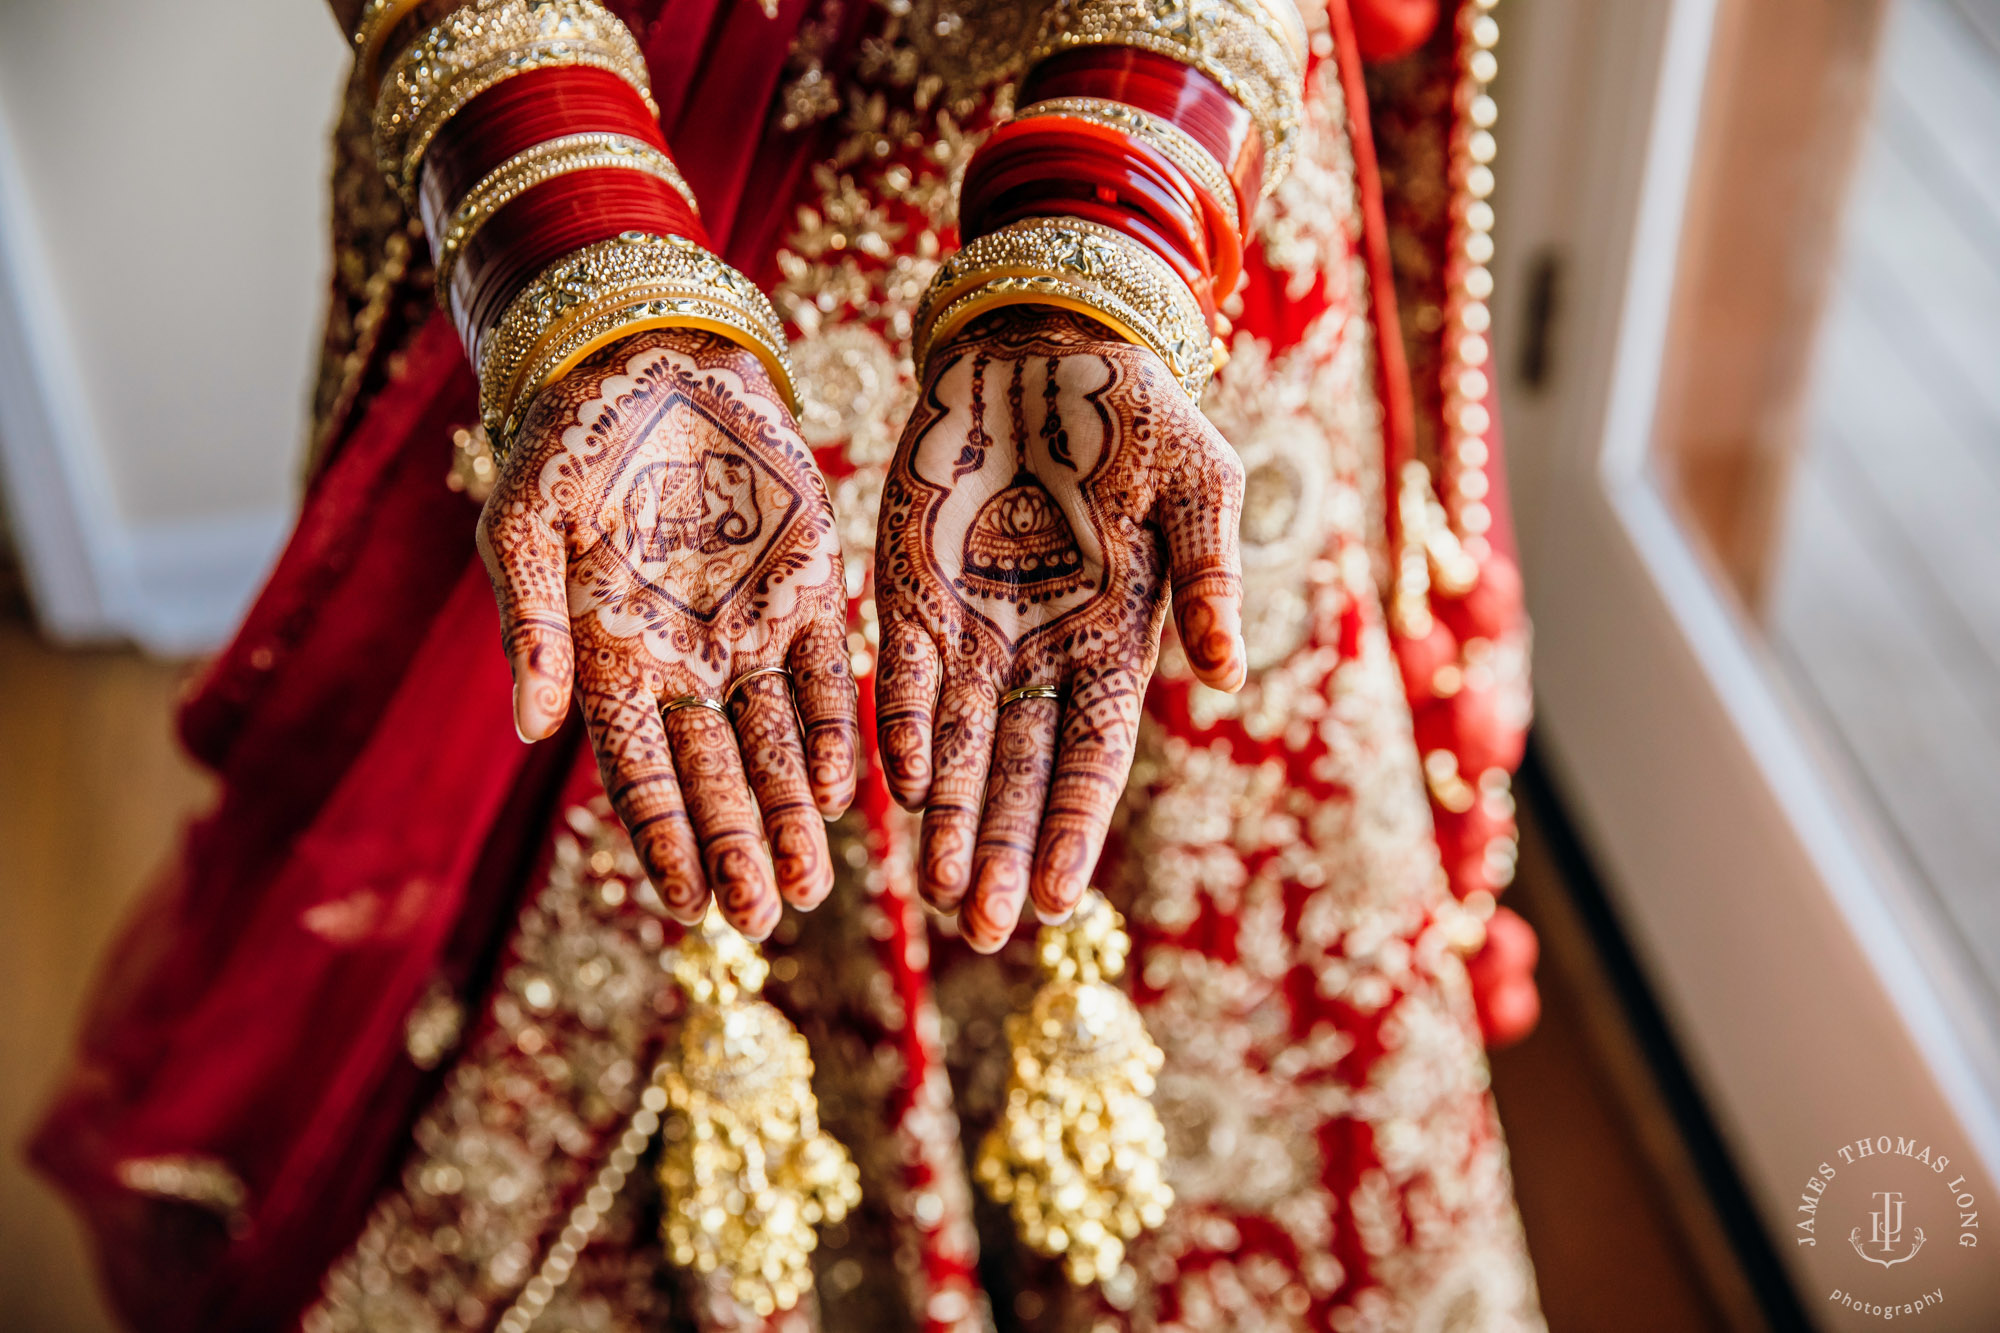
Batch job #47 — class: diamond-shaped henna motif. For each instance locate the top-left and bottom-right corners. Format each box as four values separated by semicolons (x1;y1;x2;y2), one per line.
598;389;805;623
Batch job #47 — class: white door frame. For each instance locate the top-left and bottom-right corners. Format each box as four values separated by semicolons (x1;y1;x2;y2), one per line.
1494;0;2000;1319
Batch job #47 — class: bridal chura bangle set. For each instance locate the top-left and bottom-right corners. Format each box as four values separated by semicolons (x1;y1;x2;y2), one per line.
363;0;782;460
914;0;1307;402
365;0;1306;445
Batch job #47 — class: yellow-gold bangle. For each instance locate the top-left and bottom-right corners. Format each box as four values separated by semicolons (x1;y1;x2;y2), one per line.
478;232;798;453
353;0;430;91
912;217;1214;403
374;0;658;205
431;133;699;307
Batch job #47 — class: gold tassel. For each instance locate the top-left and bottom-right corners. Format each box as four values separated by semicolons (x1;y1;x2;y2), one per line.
975;890;1173;1286
655;905;861;1317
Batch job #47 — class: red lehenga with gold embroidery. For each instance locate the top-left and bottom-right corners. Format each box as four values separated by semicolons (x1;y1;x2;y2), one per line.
31;1;1542;1329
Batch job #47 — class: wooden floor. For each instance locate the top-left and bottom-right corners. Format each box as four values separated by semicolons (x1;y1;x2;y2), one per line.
0;626;211;1333
0;617;1771;1330
1490;781;1777;1333
1768;0;2000;1024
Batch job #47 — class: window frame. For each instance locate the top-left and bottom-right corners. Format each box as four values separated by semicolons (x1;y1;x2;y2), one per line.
1491;0;2000;1309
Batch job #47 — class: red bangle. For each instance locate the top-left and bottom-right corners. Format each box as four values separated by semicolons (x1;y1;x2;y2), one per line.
963;126;1207;260
969;113;1243;300
418;66;669;237
1021;47;1264;222
961;121;1219;319
455;171;708;353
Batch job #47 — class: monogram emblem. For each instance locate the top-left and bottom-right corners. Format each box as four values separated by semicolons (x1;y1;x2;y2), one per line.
1850;1191;1926;1269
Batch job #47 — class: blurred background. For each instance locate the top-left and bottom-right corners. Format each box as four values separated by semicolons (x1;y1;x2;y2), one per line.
3;0;1999;1329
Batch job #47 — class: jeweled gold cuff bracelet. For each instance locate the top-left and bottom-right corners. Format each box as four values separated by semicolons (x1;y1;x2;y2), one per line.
478;232;798;453
1028;0;1307;196
374;0;658;204
912;216;1215;403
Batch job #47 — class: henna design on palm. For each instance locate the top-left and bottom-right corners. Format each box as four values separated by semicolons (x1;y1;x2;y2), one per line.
478;328;858;939
874;308;1247;952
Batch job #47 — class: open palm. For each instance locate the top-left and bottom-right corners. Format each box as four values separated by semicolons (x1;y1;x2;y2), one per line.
874;309;1247;951
478;328;857;938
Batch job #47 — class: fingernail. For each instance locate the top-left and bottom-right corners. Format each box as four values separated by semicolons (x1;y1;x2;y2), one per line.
663;899;708;927
1225;655;1249;694
1035;903;1076;927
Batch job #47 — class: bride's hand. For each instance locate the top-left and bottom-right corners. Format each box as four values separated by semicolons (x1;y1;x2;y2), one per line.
874;308;1247;952
477;328;857;939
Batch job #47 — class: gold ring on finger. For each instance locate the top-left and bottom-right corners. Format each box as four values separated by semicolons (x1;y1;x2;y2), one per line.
724;664;792;707
660;693;728;719
999;683;1062;708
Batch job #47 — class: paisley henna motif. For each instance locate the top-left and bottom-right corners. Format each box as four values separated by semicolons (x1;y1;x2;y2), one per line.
875;308;1247;952
478;328;857;937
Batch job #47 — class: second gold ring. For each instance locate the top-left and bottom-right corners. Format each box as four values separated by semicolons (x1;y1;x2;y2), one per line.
725;665;792;706
1000;684;1063;708
660;694;727;719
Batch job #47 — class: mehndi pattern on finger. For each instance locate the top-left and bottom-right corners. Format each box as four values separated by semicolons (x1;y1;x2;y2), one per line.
965;695;1062;951
726;671;835;908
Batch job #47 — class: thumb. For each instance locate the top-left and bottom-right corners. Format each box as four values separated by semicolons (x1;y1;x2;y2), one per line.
476;503;575;740
1162;428;1248;692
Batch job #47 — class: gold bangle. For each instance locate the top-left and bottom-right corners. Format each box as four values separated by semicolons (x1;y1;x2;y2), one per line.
999;684;1063;707
724;665;792;706
432;133;699;306
1012;98;1242;238
352;0;429;90
660;694;728;719
479;232;799;453
912;217;1214;403
374;0;658;205
1029;0;1305;197
1242;0;1309;71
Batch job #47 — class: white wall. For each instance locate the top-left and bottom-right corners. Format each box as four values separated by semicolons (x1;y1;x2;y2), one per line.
0;0;349;652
